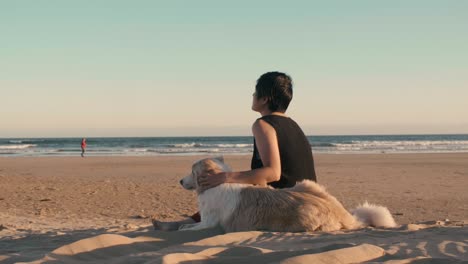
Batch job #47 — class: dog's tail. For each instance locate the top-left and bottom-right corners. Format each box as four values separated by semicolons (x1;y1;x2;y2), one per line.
351;201;397;228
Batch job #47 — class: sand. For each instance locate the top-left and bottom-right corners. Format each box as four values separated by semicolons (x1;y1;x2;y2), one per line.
0;154;467;263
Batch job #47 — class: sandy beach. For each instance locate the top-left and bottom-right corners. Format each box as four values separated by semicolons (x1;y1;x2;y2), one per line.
1;154;467;263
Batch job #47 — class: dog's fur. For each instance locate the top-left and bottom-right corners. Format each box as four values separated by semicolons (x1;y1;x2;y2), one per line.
179;157;397;232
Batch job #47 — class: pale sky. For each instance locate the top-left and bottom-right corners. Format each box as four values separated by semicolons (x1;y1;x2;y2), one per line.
1;1;467;137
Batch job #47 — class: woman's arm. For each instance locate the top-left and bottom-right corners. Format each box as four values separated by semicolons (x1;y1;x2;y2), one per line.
198;119;281;190
227;119;281;185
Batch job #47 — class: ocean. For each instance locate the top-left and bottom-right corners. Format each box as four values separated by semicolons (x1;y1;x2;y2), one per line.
1;134;468;157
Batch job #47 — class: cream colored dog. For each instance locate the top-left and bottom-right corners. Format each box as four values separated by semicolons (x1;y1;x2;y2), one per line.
179;157;397;232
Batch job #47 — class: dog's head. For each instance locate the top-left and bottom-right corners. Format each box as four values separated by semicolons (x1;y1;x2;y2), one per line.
180;156;231;193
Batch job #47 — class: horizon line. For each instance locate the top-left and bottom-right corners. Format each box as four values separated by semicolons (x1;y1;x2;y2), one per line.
1;132;468;139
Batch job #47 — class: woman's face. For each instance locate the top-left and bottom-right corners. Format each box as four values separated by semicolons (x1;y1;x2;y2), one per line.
251;92;259;111
251;91;266;112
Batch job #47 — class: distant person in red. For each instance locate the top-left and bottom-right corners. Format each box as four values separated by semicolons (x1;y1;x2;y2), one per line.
81;138;87;157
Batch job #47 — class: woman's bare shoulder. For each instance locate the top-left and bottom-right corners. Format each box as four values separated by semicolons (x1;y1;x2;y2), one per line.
252;119;276;138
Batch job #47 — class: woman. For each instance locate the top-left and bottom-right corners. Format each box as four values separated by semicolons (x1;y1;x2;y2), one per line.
154;71;317;230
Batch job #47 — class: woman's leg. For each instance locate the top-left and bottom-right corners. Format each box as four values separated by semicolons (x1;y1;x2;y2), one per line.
152;212;201;231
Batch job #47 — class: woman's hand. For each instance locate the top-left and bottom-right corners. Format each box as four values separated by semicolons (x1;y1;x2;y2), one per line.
197;172;228;192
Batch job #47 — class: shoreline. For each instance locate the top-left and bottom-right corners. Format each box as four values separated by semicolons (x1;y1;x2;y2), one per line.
2;151;468;158
3;134;468;157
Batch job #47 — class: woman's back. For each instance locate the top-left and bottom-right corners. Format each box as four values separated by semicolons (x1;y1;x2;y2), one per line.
251;115;317;188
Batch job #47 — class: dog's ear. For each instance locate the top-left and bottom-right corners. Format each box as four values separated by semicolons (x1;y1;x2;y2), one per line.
213;156;224;163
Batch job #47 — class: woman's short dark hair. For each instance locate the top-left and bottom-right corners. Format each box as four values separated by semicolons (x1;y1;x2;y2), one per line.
255;71;293;112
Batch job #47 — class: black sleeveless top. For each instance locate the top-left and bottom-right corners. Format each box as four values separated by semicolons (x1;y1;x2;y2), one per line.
251;115;317;188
